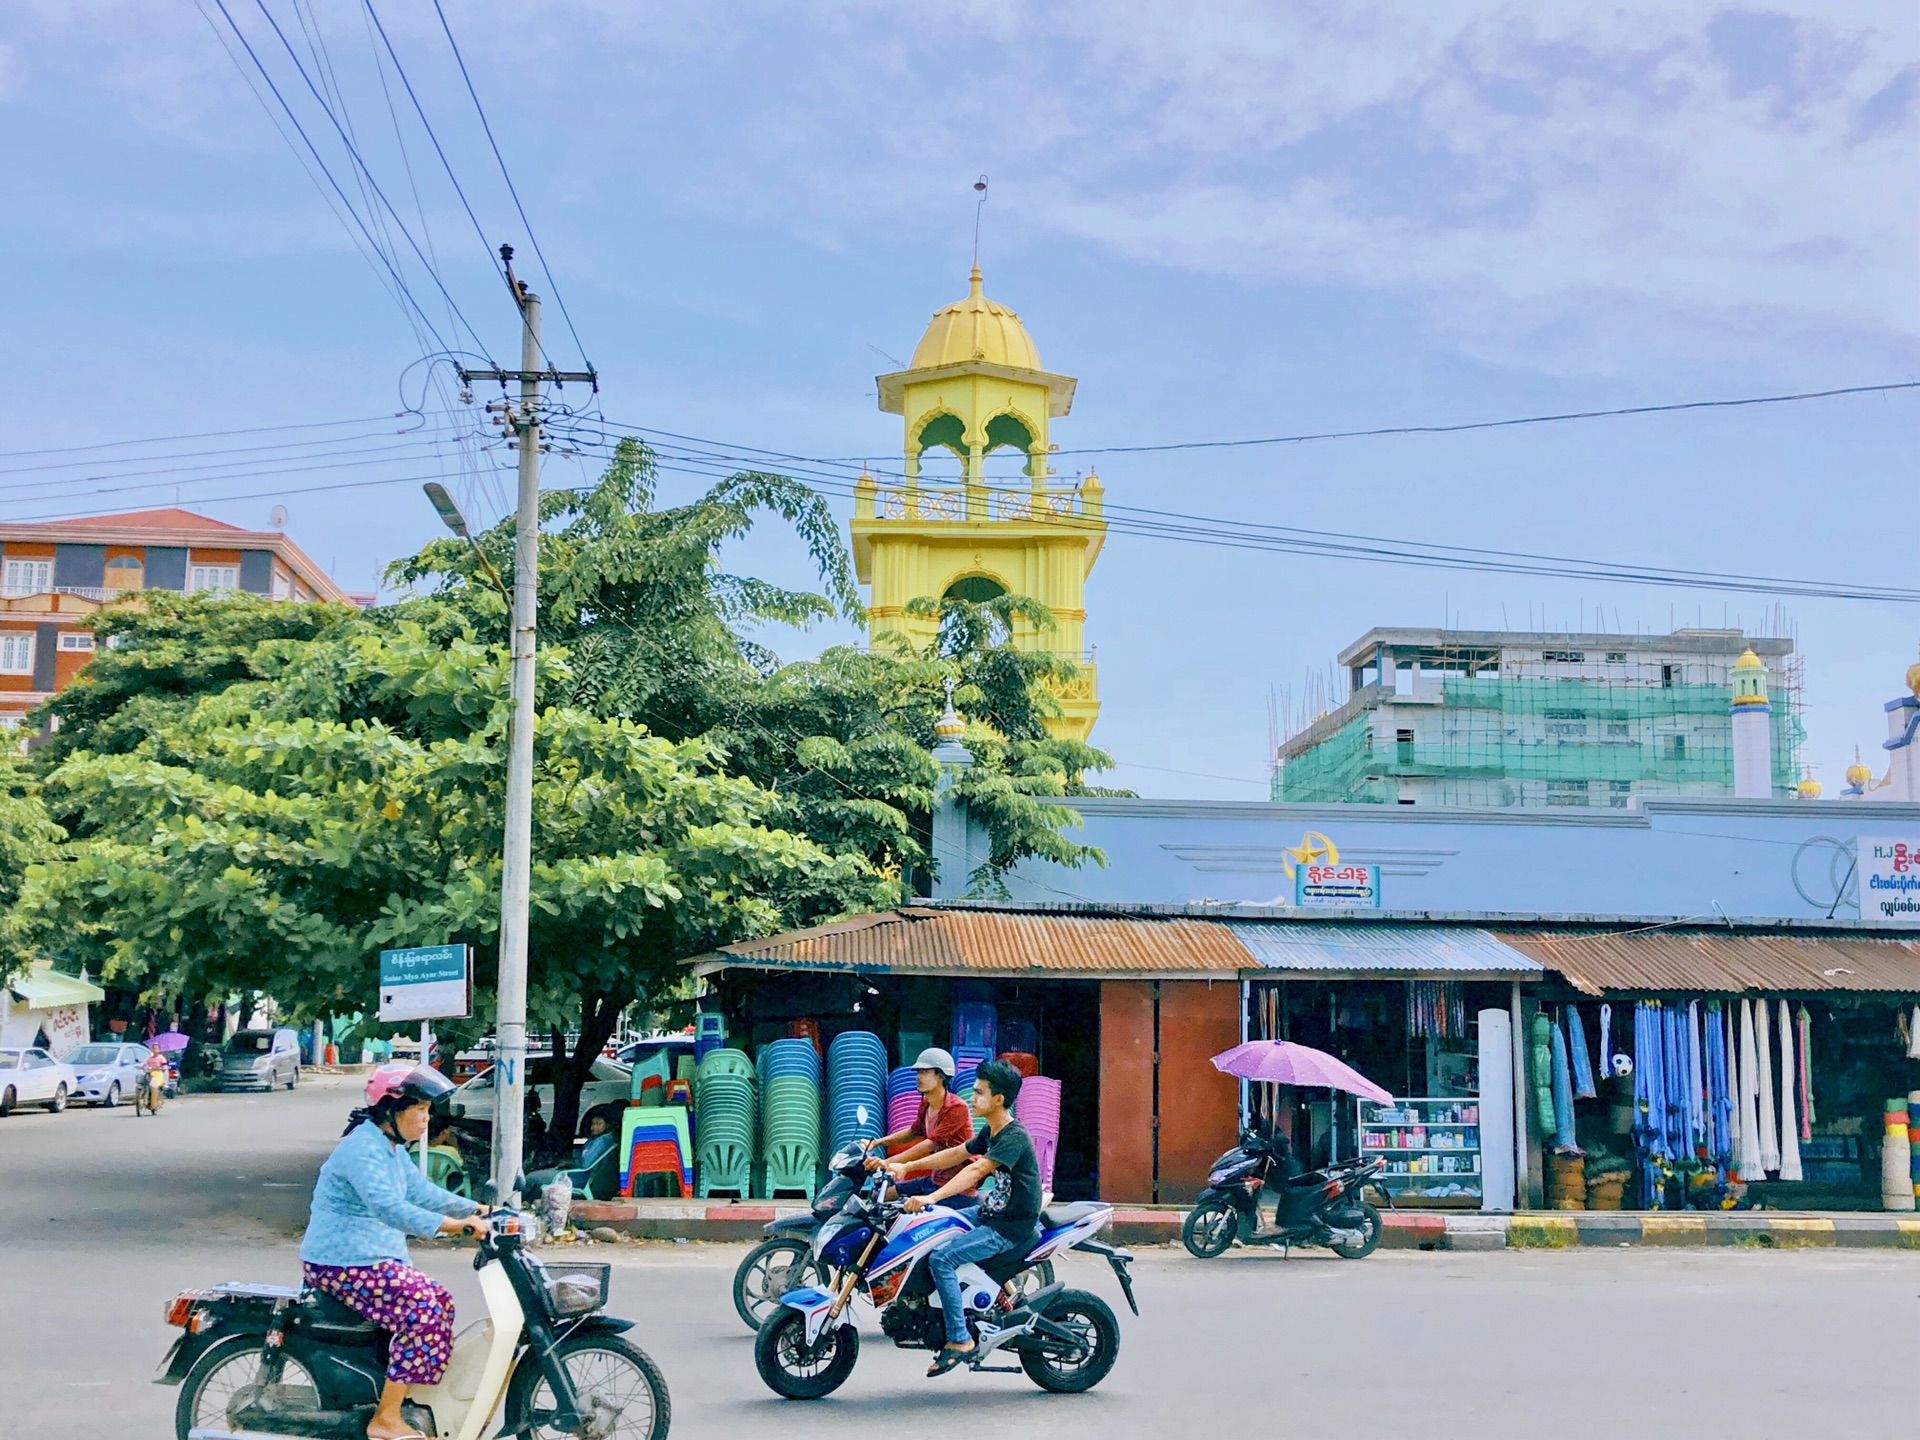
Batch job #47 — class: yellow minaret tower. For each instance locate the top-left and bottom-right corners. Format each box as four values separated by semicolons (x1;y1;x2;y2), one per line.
851;268;1105;741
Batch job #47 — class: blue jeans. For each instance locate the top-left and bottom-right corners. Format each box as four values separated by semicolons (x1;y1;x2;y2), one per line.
926;1224;1021;1345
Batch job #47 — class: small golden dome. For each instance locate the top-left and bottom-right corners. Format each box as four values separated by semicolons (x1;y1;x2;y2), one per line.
1906;659;1920;697
910;268;1042;372
1847;761;1873;787
1733;647;1763;670
934;706;965;740
1796;777;1822;798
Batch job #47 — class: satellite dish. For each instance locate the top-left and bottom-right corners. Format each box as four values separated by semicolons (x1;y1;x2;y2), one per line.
269;505;288;531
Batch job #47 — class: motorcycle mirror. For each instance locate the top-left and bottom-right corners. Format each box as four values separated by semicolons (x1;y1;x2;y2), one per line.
475;1180;500;1207
856;1103;870;1128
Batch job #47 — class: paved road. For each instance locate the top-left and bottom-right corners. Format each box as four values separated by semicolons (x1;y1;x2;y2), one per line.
5;1075;1917;1438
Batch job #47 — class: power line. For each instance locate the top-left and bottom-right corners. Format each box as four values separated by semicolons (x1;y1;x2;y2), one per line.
0;440;474;507
430;0;592;372
1047;380;1920;457
0;430;440;481
0;413;417;462
4;468;507;525
242;0;497;361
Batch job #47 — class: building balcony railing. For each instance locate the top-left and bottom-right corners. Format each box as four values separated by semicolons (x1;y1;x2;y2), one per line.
855;484;1101;525
1;584;115;602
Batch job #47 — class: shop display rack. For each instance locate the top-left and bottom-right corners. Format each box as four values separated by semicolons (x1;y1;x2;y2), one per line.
1357;1095;1483;1209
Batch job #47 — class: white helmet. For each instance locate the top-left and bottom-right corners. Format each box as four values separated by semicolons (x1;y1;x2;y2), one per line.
912;1047;956;1079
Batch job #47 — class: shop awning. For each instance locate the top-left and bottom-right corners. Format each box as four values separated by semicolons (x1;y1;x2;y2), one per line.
1495;930;1920;997
698;906;1250;980
1226;922;1543;979
6;963;105;1010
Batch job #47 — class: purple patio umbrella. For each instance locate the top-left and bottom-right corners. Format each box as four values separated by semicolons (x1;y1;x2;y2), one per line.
1210;1040;1393;1105
147;1031;191;1052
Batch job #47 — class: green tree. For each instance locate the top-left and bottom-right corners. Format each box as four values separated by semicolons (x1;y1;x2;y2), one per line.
0;750;63;982
28;623;890;1138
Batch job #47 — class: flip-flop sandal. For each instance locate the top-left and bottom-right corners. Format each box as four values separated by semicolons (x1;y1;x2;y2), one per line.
927;1346;974;1377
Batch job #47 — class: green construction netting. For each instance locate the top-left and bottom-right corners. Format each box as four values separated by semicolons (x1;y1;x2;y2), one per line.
1274;677;1803;805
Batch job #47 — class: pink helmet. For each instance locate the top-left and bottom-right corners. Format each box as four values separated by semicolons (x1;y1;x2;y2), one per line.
364;1062;455;1109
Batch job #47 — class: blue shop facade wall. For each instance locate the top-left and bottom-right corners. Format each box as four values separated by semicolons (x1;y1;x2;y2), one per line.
1005;798;1920;922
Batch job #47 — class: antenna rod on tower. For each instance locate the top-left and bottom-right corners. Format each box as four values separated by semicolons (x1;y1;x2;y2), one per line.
972;175;989;269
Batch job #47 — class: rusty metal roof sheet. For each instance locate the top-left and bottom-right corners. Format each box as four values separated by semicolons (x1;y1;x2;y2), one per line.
1228;922;1542;977
708;907;1248;978
1497;929;1920;997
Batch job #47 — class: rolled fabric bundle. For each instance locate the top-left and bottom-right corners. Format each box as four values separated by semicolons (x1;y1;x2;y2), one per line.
1909;1091;1920;1199
1549;1017;1577;1149
1885;1100;1916;1211
1531;1013;1556;1138
1567;1007;1597;1100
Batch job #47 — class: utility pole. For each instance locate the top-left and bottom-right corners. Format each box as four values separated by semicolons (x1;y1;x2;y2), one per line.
458;244;595;1198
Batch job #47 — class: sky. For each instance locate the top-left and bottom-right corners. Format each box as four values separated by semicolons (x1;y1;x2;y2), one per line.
1;2;1916;799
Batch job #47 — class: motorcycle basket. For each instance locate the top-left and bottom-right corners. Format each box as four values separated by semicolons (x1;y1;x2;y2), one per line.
529;1259;611;1319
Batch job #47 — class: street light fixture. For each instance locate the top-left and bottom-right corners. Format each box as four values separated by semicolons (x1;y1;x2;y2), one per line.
422;482;510;603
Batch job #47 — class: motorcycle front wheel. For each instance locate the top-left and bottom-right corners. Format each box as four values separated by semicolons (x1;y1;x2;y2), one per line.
1181;1200;1237;1258
505;1334;670;1440
754;1309;859;1400
733;1238;825;1332
175;1333;320;1440
1018;1288;1120;1393
1328;1200;1383;1259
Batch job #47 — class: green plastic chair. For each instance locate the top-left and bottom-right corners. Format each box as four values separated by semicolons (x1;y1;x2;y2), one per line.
425;1146;469;1198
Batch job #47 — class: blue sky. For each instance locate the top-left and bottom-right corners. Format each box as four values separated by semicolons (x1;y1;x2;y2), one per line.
2;2;1915;798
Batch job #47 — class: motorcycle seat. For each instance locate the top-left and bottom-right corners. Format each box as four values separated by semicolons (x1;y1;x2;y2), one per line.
1282;1171;1329;1190
301;1291;382;1339
1039;1202;1105;1228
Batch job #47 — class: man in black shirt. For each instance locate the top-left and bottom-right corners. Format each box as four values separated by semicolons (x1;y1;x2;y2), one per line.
887;1058;1042;1375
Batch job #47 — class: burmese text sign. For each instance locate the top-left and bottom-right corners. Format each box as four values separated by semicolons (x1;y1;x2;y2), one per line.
378;944;472;1022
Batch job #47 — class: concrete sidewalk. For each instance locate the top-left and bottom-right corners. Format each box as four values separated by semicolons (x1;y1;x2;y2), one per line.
568;1197;1920;1249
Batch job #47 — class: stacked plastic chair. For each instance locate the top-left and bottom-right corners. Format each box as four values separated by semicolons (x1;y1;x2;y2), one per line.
999;1016;1039;1060
1014;1075;1063;1194
759;1038;823;1199
693;1048;756;1199
886;1065;922;1137
827;1030;887;1154
619;1105;693;1197
952;1046;992;1134
952;1002;997;1059
693;1012;726;1064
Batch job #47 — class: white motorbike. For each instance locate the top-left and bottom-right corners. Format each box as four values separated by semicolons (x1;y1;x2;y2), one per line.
754;1140;1139;1399
158;1198;669;1440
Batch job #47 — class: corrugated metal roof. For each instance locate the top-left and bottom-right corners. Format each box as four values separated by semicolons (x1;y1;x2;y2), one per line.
1497;930;1920;997
1227;923;1543;976
710;907;1247;978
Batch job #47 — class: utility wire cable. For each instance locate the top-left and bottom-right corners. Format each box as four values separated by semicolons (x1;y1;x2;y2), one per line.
239;0;496;361
430;0;592;371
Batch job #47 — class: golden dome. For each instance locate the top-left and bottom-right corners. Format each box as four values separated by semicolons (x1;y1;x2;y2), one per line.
1847;761;1873;787
1796;777;1822;799
1733;647;1763;670
1906;658;1920;697
910;268;1042;372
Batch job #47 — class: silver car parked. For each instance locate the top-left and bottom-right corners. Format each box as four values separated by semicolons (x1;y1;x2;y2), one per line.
217;1028;301;1091
65;1041;154;1107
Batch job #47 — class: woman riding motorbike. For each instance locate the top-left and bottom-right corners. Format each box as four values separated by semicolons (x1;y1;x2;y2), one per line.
300;1062;489;1440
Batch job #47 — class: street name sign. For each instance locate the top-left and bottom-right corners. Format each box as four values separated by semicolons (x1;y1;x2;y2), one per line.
378;944;472;1022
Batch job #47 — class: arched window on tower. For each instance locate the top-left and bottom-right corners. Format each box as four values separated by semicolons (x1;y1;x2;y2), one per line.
943;574;1007;604
983;413;1036;479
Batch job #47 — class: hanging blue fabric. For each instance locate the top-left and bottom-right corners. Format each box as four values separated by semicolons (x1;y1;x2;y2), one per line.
1663;1005;1688;1156
1705;999;1732;1167
1599;1003;1612;1073
1685;1001;1706;1153
1631;1003;1654;1156
1567;1006;1597;1099
1549;1014;1578;1148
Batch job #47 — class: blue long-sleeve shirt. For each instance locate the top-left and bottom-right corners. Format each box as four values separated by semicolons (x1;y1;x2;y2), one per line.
300;1120;478;1268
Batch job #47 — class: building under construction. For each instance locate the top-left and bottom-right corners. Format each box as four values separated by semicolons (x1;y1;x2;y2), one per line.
1272;627;1803;807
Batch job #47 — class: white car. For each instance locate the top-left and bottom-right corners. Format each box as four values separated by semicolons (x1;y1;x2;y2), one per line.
447;1055;632;1123
64;1041;155;1107
0;1046;79;1115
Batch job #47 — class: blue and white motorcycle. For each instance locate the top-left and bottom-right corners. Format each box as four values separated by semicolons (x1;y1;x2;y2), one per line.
753;1140;1139;1399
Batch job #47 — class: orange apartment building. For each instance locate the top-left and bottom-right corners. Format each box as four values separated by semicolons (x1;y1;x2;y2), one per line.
0;508;350;729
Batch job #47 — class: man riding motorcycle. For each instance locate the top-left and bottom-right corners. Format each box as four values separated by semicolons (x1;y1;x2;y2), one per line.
861;1047;977;1206
886;1058;1043;1376
301;1062;488;1440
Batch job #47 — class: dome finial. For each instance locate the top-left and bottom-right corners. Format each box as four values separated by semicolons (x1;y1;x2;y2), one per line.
934;675;966;740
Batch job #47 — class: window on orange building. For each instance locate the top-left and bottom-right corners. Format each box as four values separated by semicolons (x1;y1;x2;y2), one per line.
58;633;95;652
190;565;238;593
104;556;144;589
3;559;51;597
0;632;35;674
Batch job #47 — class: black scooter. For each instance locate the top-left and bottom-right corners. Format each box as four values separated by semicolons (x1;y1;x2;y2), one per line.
1182;1130;1386;1260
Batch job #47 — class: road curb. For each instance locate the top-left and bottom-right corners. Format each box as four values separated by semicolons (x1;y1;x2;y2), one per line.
561;1198;1920;1250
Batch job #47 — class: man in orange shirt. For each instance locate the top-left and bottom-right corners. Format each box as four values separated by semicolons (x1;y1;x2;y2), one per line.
865;1048;977;1204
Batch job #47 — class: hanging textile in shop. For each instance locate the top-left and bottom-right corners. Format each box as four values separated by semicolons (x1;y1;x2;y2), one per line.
1549;1017;1577;1149
1598;1003;1612;1075
1776;998;1802;1182
1736;1000;1764;1180
1725;1003;1741;1165
1531;1013;1555;1136
1705;999;1732;1166
1567;1006;1597;1100
1686;1002;1706;1153
1632;1002;1668;1160
1797;1005;1814;1138
1407;981;1468;1040
1908;1006;1920;1061
1755;998;1780;1174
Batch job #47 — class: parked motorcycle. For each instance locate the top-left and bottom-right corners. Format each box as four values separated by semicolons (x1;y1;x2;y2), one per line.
732;1162;1056;1331
157;1190;670;1440
754;1141;1137;1399
1182;1130;1386;1260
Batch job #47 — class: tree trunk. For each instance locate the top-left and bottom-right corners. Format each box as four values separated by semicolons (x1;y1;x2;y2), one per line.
553;991;624;1145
